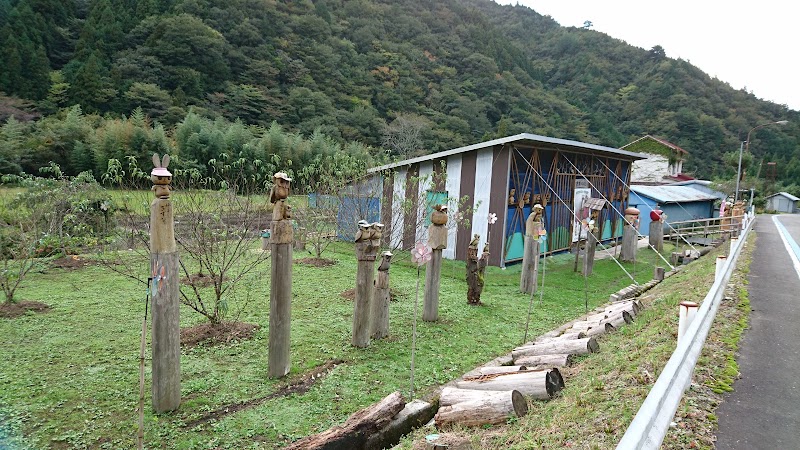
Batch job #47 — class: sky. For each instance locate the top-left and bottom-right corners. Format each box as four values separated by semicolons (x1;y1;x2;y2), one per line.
494;0;800;111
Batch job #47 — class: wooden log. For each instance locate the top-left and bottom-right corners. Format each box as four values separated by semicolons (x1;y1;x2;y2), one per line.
353;241;378;348
600;311;633;329
440;387;507;407
534;331;586;345
649;221;664;251
456;369;564;400
435;390;528;428
363;400;437;450
476;366;529;376
423;249;442;322
511;337;599;360
286;391;405;450
568;319;602;330
513;354;572;368
583;323;613;337
583;312;609;322
654;266;665;281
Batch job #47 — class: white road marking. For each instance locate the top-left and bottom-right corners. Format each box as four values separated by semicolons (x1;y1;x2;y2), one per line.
772;215;800;281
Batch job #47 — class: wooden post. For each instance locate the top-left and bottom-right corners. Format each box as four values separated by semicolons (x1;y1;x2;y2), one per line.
424;206;448;322
654;266;665;281
353;220;381;347
371;251;392;339
649;220;664;251
582;230;597;276
149;154;180;412
466;235;488;305
267;172;294;378
520;205;543;293
620;207;639;263
269;172;293;378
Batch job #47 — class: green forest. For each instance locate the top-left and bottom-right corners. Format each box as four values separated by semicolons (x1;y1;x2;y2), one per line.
1;0;799;192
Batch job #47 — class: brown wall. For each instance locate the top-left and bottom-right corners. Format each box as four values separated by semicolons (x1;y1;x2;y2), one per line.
487;146;511;267
456;152;477;261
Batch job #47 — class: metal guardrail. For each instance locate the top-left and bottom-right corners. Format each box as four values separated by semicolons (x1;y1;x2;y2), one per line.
616;213;755;449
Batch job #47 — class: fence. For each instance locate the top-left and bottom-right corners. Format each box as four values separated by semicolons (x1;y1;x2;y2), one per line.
616;213;754;449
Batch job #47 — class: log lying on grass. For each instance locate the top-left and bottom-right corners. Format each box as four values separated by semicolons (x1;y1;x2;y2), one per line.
435;389;528;428
600;310;633;327
534;331;586;345
455;368;564;400
286;391;405;450
476;365;529;376
513;353;573;368
582;323;614;337
512;337;599;361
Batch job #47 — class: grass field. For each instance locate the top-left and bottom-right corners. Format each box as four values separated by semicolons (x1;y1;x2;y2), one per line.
0;236;678;449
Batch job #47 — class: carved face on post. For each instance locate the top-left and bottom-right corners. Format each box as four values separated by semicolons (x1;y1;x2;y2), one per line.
270;172;291;203
430;204;448;225
151;154;172;199
624;207;640;229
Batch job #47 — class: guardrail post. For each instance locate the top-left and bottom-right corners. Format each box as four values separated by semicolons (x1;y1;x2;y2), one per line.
729;236;738;255
715;256;727;282
677;300;699;348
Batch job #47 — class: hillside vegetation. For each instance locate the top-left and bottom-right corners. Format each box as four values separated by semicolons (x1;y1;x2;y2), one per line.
1;0;799;190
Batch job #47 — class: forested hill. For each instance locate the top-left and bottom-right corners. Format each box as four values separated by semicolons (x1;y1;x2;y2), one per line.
1;0;799;187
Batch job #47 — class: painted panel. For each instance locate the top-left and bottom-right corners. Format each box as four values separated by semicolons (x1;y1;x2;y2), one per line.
416;161;434;243
391;167;407;249
456;152;477;261
470;147;493;256
488;146;510;267
444;154;462;260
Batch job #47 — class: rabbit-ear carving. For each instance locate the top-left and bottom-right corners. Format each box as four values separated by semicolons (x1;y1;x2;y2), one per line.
162;154;170;168
153;154;161;168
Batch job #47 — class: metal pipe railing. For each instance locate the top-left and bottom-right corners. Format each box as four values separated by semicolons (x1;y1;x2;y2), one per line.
616;214;755;449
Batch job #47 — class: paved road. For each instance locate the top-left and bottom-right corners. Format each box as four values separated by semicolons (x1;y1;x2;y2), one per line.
716;214;800;449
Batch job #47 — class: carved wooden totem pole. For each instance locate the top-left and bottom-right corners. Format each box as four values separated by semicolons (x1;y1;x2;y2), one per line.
466;235;489;305
620;206;640;262
269;172;293;378
371;251;393;339
423;205;448;321
520;204;544;293
149;154;180;412
353;220;382;347
648;206;665;251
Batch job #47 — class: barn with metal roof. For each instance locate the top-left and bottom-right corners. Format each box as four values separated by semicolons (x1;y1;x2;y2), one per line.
366;133;648;267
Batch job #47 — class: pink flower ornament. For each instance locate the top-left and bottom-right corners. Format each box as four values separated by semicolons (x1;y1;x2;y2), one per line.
488;212;498;225
411;241;432;266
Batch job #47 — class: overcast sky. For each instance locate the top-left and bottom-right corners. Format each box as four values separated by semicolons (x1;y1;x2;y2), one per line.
494;0;799;111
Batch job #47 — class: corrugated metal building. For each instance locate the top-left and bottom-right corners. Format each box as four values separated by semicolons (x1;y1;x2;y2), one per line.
629;185;720;235
367;134;647;266
765;192;799;213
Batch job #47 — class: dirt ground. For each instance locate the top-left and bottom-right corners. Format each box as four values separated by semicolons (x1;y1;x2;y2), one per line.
0;301;51;318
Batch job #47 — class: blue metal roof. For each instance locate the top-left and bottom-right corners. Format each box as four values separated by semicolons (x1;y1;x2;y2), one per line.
630;185;720;204
368;133;648;173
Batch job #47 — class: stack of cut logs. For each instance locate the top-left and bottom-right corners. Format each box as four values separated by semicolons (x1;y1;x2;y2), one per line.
434;298;641;428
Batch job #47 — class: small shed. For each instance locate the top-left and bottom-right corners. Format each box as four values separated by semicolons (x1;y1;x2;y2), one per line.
765;192;799;213
629;185;720;235
367;133;647;266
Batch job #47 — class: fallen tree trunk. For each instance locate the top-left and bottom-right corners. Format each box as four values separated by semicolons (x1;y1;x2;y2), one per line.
475;365;529;376
513;353;572;368
363;400;437;450
582;323;613;337
455;368;564;400
286;391;405;450
511;337;599;361
435;389;528;428
440;387;509;407
600;311;633;329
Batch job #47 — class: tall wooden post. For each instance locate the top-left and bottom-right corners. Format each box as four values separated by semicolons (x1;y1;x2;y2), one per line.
424;206;448;322
371;251;392;339
520;204;543;294
353;221;381;347
269;172;293;378
149;154;180;413
582;230;598;276
620;207;639;263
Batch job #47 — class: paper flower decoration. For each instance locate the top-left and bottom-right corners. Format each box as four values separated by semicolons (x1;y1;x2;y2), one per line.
488;212;498;225
411;241;432;266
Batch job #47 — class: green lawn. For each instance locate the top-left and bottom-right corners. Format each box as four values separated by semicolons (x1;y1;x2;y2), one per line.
0;240;675;449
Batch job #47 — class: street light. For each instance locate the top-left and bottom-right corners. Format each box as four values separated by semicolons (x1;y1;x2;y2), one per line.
735;120;789;202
